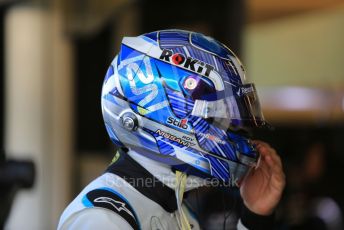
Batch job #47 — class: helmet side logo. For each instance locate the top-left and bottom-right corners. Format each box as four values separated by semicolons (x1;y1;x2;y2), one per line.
159;49;215;77
118;54;169;115
167;116;189;130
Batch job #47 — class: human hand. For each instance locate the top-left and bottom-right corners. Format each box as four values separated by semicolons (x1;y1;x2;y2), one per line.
240;140;286;216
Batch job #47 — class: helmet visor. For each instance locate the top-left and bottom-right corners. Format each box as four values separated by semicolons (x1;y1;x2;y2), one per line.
191;83;266;129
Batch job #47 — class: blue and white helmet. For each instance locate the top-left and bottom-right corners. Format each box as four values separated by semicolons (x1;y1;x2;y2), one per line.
101;30;267;186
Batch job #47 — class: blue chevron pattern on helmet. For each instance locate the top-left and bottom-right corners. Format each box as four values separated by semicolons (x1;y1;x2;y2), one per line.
142;127;178;156
189;116;237;160
159;30;189;47
165;88;194;118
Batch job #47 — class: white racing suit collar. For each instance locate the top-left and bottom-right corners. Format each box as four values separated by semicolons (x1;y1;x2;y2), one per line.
127;149;207;192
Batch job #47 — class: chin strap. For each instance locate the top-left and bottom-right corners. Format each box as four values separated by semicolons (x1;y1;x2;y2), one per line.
175;171;191;230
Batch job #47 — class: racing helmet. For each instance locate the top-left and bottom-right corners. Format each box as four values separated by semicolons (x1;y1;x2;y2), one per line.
101;29;267;186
